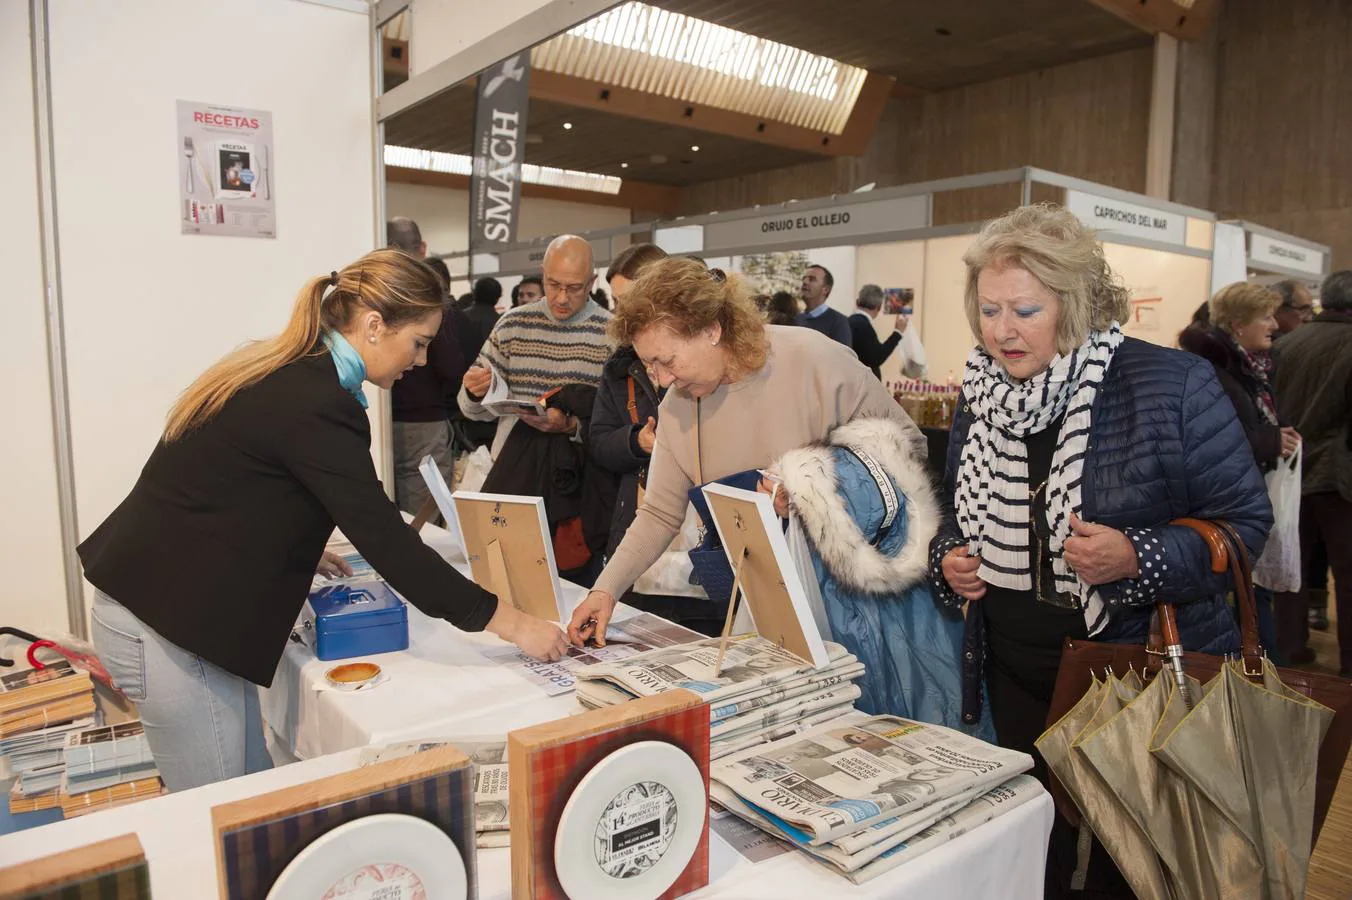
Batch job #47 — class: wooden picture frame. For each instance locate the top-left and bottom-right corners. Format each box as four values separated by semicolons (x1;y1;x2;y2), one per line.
0;833;150;900
508;690;710;900
451;491;565;622
700;483;832;669
210;746;475;900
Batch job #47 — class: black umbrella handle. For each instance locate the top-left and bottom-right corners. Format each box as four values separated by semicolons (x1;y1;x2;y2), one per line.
0;627;44;667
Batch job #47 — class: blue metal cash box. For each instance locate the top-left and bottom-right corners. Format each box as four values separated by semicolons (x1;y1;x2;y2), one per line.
303;581;409;661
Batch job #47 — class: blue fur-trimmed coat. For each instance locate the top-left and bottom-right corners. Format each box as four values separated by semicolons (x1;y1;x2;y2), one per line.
777;418;994;740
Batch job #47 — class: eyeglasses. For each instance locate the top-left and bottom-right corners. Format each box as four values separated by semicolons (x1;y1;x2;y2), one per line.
544;278;592;299
1032;482;1079;610
1284;303;1316;320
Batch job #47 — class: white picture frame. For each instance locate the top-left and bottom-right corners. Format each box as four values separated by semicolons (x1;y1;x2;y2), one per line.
449;491;565;623
699;483;831;668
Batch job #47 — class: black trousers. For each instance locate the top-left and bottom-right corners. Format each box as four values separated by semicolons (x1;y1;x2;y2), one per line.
987;654;1135;899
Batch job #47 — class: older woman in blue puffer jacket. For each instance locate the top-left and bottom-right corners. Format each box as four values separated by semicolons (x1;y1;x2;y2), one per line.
929;205;1272;768
929;205;1272;895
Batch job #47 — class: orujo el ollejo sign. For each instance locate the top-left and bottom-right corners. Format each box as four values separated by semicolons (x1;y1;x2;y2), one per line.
703;195;927;251
1065;189;1187;248
759;211;853;234
470;54;530;253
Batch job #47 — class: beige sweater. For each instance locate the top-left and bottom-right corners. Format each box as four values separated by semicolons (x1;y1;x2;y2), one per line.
593;325;924;599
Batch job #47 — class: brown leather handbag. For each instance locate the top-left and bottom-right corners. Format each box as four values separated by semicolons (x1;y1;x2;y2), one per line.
1044;518;1352;844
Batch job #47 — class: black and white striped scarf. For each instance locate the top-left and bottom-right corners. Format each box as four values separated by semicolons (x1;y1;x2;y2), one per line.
954;324;1124;635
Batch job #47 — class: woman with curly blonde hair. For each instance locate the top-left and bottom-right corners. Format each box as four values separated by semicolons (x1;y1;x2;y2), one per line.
929;205;1272;894
568;257;926;648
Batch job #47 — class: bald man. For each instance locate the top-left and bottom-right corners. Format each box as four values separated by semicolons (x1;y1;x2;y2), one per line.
459;235;612;456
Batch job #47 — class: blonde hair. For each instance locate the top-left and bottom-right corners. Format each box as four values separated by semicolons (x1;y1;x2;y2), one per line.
164;249;444;441
609;258;768;376
963;204;1132;353
1209;282;1280;332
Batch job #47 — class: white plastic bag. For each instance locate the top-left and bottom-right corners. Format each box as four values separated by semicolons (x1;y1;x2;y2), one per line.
454;446;494;493
899;324;928;378
1254;444;1302;593
633;506;704;598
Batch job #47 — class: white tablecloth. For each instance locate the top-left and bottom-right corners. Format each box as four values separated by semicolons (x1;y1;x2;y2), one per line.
1;522;1053;896
0;745;1053;899
260;523;602;759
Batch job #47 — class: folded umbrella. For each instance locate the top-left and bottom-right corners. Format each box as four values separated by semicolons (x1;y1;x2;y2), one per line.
1152;659;1333;899
1037;670;1172;900
1079;669;1263;899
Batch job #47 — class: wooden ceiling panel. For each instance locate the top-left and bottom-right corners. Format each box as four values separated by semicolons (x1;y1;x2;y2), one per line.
651;0;1150;90
383;0;1155;191
383;84;823;187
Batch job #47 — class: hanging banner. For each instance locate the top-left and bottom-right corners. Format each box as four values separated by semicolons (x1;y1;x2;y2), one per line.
1065;189;1186;248
176;100;276;238
469;54;530;252
1249;233;1325;277
702;195;928;252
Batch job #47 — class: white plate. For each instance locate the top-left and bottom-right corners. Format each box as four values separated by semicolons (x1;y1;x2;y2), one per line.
265;813;467;900
554;741;706;900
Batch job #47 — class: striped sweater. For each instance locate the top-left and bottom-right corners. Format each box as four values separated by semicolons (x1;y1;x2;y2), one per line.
459;298;612;415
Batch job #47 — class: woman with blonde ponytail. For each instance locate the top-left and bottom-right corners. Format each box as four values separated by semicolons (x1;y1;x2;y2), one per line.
79;249;568;792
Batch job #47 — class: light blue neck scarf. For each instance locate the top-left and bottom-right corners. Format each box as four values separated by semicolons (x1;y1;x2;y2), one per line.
322;330;368;409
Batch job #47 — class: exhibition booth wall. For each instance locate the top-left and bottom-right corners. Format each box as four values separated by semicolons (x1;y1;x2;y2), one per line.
5;0;379;638
462;168;1223;386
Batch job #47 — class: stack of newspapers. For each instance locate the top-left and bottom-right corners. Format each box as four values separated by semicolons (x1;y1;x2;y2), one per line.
575;635;866;759
360;737;511;849
710;712;1040;884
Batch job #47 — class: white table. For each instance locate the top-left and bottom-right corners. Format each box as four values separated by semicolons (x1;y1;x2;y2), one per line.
0;522;1054;896
0;745;1053;899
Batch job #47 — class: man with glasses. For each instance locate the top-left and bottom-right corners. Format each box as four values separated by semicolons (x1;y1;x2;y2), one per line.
460;234;610;449
459;235;614;579
1272;279;1317;336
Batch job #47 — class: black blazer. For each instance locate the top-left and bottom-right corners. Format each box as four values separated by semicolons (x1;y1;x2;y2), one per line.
848;312;902;379
78;352;498;686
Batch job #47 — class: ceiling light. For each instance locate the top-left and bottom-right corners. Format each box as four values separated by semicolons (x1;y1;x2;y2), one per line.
563;122;573;130
690;145;700;152
383;145;622;194
620;162;629;168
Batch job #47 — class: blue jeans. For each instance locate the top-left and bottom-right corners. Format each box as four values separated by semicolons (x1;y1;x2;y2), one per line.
90;591;272;792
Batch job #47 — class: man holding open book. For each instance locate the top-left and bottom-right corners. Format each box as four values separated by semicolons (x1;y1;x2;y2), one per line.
458;235;615;582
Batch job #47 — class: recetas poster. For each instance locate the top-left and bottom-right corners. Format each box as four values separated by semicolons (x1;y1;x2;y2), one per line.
176;100;276;238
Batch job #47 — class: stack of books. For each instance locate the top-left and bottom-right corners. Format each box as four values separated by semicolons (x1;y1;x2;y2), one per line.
60;721;162;815
60;775;166;818
576;635;866;759
0;661;97;812
0;661;95;740
1;717;94;802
